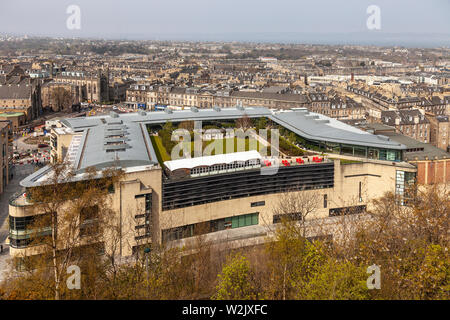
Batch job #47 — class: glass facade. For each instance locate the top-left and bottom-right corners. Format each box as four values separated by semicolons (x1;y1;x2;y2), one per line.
134;193;152;241
273;212;303;224
9;214;52;248
395;171;416;205
162;212;259;242
329;205;367;217
285;127;403;162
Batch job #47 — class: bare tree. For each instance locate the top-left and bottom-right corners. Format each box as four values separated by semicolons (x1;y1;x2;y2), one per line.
264;188;321;299
22;162;123;300
51;87;73;112
178;120;195;132
271;188;320;238
235;114;253;131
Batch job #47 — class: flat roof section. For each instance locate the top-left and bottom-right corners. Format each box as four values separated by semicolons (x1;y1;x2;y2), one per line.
382;131;450;161
0;112;25;117
269;110;405;150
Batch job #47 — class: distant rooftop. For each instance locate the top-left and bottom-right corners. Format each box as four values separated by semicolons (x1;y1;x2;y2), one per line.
0;120;9;130
382;132;449;161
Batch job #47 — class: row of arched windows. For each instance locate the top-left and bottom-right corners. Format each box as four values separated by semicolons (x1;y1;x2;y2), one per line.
190;159;260;175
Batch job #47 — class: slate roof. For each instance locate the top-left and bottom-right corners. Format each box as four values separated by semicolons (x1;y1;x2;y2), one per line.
0;84;32;99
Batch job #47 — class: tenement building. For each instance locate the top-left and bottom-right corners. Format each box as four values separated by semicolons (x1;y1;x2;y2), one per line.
53;69;110;104
357;123;450;184
8;107;416;260
0;82;42;121
125;85;311;110
381;109;430;144
427;114;450;152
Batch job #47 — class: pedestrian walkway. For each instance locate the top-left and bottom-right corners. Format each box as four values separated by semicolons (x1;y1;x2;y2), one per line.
0;243;10;282
0;164;36;244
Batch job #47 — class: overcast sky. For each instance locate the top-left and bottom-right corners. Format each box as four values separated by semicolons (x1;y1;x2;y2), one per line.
0;0;449;42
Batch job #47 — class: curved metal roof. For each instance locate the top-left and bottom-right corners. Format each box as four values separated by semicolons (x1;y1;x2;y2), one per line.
21;106;407;187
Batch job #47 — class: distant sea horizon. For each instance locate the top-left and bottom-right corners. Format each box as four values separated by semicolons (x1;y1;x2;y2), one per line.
3;31;450;48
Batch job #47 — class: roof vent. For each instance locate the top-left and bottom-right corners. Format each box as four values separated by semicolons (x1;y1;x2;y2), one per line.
213;106;221;112
106;124;127;131
104;129;126;137
294;108;309;114
164;108;173;114
106;118;122;125
104;143;129;152
110;111;119;118
138;110;147;116
236;105;244;111
377;135;390;141
191;106;199;112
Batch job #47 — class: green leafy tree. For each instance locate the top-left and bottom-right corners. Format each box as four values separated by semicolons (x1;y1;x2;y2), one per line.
405;244;450;299
255;117;268;131
159;121;176;154
214;253;256;300
293;258;370;300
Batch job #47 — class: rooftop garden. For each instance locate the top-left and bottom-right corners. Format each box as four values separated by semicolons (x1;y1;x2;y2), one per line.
148;118;271;164
147;115;337;166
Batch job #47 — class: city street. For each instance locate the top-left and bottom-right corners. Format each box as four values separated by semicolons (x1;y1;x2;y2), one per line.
0;164;36;281
0;129;52;281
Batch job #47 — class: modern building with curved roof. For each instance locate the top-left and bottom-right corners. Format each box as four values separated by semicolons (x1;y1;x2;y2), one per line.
9;106;416;260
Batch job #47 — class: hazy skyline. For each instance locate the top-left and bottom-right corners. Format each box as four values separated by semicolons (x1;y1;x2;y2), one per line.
1;0;449;46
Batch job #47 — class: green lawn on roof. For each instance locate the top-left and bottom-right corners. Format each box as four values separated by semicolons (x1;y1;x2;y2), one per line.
150;136;268;165
328;157;363;164
150;135;171;163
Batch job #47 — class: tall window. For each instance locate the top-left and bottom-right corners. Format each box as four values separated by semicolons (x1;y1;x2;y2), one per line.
359;182;362;202
162;212;259;242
